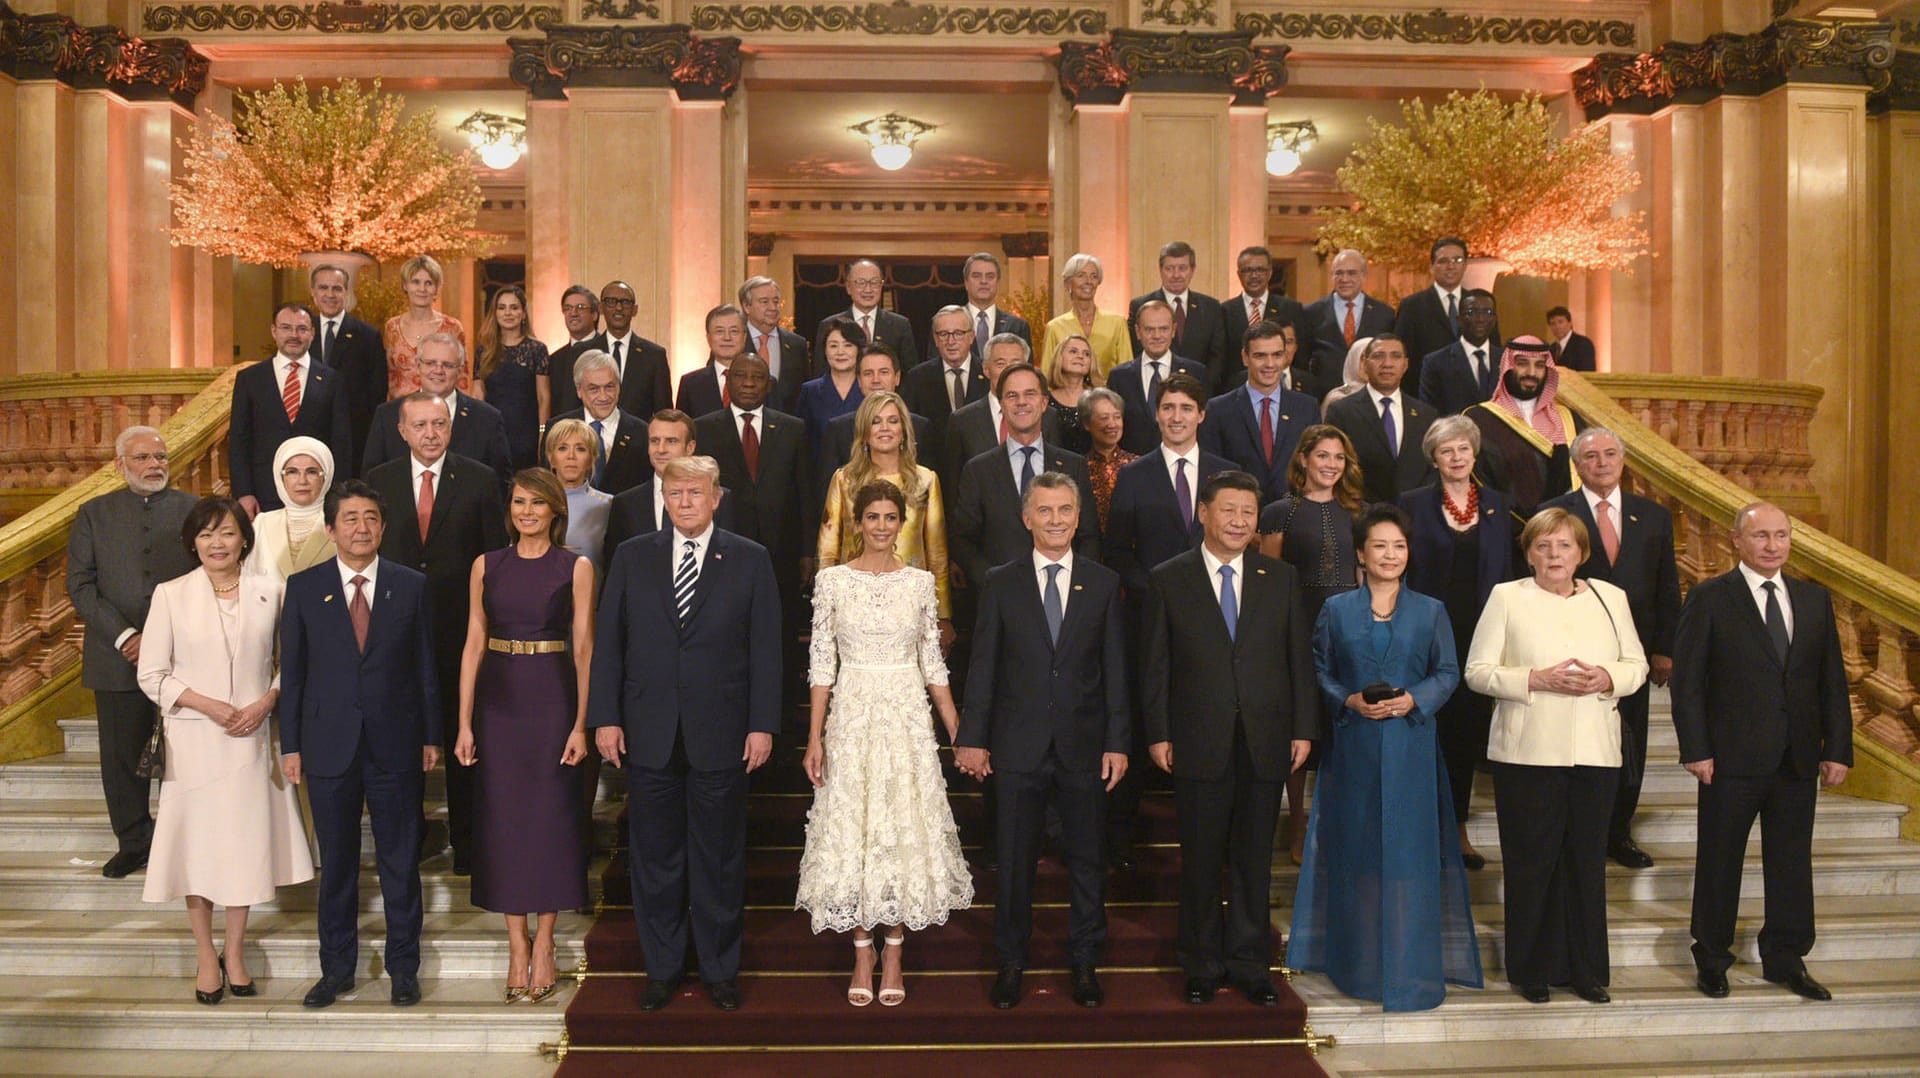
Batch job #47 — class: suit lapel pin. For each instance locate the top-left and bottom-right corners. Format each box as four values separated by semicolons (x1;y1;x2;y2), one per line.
323;594;334;602
1256;567;1268;575
1072;584;1084;592
1630;515;1640;523
1281;414;1291;421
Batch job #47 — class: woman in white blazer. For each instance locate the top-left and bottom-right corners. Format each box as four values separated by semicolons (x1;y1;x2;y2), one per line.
1466;506;1647;1007
137;496;314;1005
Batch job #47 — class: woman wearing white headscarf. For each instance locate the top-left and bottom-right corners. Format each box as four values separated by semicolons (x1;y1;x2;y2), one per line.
1321;336;1374;411
243;437;336;581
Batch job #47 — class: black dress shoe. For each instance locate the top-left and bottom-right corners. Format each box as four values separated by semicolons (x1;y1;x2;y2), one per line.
639;974;682;1012
303;973;354;1009
1184;976;1221;1004
101;850;147;879
990;965;1024;1009
451;852;472;877
1515;983;1550;1004
390;973;422;1006
1607;838;1655;869
1236;979;1281;1007
1571;983;1611;1004
1069;965;1103;1008
708;979;741;1011
1696;970;1730;998
1766;968;1832;1001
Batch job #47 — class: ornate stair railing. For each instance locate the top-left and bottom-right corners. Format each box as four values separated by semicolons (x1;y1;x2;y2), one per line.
0;367;239;763
1556;369;1920;834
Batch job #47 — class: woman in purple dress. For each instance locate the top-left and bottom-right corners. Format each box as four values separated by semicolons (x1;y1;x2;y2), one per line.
454;467;595;1004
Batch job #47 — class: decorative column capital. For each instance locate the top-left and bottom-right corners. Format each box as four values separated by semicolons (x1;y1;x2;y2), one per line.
1057;29;1288;106
508;23;742;100
1000;231;1049;257
0;0;207;107
1573;17;1894;118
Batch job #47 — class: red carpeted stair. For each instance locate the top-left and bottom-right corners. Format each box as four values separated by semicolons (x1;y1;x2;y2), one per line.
556;745;1327;1076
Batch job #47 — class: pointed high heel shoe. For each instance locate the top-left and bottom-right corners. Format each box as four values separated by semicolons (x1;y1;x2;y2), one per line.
221;954;256;997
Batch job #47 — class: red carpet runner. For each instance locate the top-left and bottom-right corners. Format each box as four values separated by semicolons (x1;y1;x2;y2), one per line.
556;746;1327;1077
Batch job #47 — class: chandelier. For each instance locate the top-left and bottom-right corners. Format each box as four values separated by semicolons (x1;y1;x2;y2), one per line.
458;111;528;171
849;112;937;172
1265;119;1318;178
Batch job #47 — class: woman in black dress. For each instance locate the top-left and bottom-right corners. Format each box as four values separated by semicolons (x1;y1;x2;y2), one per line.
473;285;551;469
1257;423;1367;861
1042;333;1099;453
1399;414;1512;870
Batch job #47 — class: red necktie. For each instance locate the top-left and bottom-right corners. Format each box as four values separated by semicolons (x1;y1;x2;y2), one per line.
742;412;761;481
1260;396;1275;465
417;469;435;542
349;575;370;653
1342;302;1357;347
720;370;731;410
282;360;302;422
1249;297;1262;325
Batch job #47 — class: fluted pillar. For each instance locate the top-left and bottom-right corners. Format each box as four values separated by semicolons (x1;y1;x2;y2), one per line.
1872;104;1920;575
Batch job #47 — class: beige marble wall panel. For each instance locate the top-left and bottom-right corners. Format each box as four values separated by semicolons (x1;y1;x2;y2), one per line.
1072;102;1129;310
1653;0;1771;41
718;92;749;319
1126;94;1231;305
672;98;726;379
1227;105;1268;296
1705;95;1765;379
71;92;116;370
1599;113;1653;375
0;76;17;376
128;103;185;369
1048;89;1078;316
525;99;572;349
14;82;75;375
566;89;674;352
1649;106;1688;373
1874;112;1919;572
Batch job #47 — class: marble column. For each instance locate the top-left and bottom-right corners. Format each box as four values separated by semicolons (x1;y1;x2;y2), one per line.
564;88;676;357
524;97;571;349
11;81;75;375
1126;93;1234;302
1596;113;1654;374
1069;102;1129;310
1227;103;1269;289
1871;108;1919;572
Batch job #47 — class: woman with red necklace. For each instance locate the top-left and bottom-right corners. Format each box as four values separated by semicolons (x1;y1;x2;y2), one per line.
1399;414;1513;870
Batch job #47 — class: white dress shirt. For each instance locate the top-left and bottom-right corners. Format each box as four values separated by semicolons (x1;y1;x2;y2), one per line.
1159;443;1201;492
336;556;381;610
434;388;460;433
1033;547;1073;615
1583;486;1623;537
1366;386;1404;452
273;352;314;398
731;403;764;443
1738;562;1794;639
1139;352;1173;401
1433;284;1462;321
1460;336;1493;384
408;454;445;506
1241;292;1271;322
968;303;998;331
1164;290;1191;319
1199;544;1244;608
318;316;343;360
987;395;1005;440
604;332;638;378
671;520;716;573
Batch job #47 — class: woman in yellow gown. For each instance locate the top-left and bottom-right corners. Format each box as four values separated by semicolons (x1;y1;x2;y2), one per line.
1041;253;1131;380
818;391;953;638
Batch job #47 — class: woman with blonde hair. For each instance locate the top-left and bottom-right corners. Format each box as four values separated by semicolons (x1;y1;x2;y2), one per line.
543;418;612;575
1041;254;1130;378
385;254;470;398
818;391;952;630
1041;332;1102;453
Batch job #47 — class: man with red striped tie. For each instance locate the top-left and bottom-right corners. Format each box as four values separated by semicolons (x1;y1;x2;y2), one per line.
229;303;353;517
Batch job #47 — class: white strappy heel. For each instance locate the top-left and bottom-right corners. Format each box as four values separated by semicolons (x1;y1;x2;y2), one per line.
847;936;875;1006
879;934;907;1006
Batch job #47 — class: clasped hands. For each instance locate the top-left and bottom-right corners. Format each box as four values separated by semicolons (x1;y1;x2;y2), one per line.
1528;658;1614;696
952;746;1129;792
203;693;275;739
1345;691;1414;721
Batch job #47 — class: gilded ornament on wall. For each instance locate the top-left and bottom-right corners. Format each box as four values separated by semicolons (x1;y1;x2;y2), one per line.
1139;0;1214;30
508;24;742;99
1233;8;1635;49
1058;29;1286;104
0;1;206;105
582;0;662;20
689;1;1108;36
1573;17;1895;115
141;2;559;33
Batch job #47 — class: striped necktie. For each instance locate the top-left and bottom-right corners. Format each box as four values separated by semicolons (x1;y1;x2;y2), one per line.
674;538;699;628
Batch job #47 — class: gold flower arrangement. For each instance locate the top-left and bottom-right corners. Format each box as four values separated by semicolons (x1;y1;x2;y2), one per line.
1317;90;1648;279
169;78;497;267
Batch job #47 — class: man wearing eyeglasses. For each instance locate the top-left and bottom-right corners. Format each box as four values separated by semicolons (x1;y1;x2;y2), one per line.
547;285;605;417
553;280;673;423
360;334;514;486
812;259;918;364
1394;238;1500;396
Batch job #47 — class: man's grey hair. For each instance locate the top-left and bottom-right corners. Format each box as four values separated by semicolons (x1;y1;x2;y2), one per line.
737;276;777;307
1022;470;1082;512
1572;426;1624;455
661;454;721;489
417;331;465;367
932;304;970;327
985;332;1031;364
572;349;619;390
115;425;164;459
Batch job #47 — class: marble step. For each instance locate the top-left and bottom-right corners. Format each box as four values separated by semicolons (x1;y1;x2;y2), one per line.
0;751;455;801
0;909;590;979
0;1048;560;1078
1297;957;1920;1046
0;972;569;1052
1316;1028;1920;1077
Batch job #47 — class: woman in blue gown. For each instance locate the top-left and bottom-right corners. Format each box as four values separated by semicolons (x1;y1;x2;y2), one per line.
1289;503;1483;1012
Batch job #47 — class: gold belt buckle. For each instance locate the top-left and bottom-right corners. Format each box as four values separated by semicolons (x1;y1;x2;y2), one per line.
510;639;529;654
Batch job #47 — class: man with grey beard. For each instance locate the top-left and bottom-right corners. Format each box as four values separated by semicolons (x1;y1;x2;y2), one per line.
66;426;199;878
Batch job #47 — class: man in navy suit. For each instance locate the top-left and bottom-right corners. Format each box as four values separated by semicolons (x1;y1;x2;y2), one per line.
1419;289;1502;417
1107;300;1207;455
1220;246;1306;388
280;480;441;1010
551;280;672;421
1300;249;1395;398
955;473;1131;1010
926;251;1033;364
1325;335;1437;504
591;455;782;1013
361;334;514;484
1547;306;1597;372
739;276;812;383
902;312;988;460
230;303;353;516
1129;241;1227;391
551;351;652;496
678;304;801;417
1199;321;1320;505
602;409;738;565
1394;238;1492;393
308;265;387;475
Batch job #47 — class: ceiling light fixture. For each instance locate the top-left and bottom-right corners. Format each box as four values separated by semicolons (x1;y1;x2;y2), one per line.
849;112;937;172
458;111;528;171
1266;119;1318;178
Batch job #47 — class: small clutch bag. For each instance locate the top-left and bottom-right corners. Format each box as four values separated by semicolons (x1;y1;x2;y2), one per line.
134;719;165;780
1359;682;1403;704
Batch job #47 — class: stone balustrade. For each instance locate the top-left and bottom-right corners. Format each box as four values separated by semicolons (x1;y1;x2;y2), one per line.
0;371;224;519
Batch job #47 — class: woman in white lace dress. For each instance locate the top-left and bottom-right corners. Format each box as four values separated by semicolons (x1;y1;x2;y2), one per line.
797;478;973;1008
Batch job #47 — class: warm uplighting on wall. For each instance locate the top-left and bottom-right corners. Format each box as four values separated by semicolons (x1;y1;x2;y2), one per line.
850;112;936;171
1266;119;1318;177
459;111;528;170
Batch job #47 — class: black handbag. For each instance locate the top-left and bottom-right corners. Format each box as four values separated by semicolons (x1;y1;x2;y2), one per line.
133;719;165;780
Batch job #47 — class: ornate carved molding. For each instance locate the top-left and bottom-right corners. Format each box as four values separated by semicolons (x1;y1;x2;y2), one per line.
1000;231;1049;257
690;1;1106;36
1234;8;1635;49
141;2;559;33
1573;18;1895;117
1139;0;1215;30
1058;29;1286;105
582;0;661;20
507;23;741;99
1872;49;1920;114
746;232;777;257
0;2;207;107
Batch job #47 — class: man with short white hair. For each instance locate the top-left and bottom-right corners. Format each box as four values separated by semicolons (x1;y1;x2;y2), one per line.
1300;249;1395;397
552;351;650;496
361;333;513;484
738;276;811;383
68;427;199;878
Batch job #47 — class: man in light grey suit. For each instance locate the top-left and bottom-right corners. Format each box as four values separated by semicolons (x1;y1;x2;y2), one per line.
65;426;199;878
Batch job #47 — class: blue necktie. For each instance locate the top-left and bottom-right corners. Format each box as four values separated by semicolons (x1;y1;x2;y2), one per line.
1380;396;1398;457
1218;564;1237;642
1043;563;1064;646
590;419;607;488
1018;445;1037;495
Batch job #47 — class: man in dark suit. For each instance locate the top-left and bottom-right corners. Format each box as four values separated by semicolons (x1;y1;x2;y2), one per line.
308;264;387;475
819;345;932;496
1547;306;1597;371
814;258;917;363
1220;246;1306;388
546;285;605;419
66;427;198;879
603;409;739;564
365;393;508;875
279;480;441;1009
230;303;353;516
361;334;513;484
1324;334;1436;503
927;251;1033;364
1199;321;1320;505
955;473;1131;1010
679;304;801;418
551;350;650;496
1393;238;1484;393
1141;470;1316;1006
590;455;782;1012
1541;427;1682;869
1107;300;1208;455
1130;241;1227;391
739;276;812;383
1673;502;1852;1003
1419;288;1502;417
903;309;988;457
553;280;672;421
1300;249;1395;398
941;334;1059;498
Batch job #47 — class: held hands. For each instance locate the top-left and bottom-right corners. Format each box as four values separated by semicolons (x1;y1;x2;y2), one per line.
595;727;626;768
1529;658;1612;696
954;746;991;781
1148;741;1174;774
453;727;477;767
743;731;773;773
561;729;589;767
1101;751;1128;792
1345;691;1413;721
804;738;827;787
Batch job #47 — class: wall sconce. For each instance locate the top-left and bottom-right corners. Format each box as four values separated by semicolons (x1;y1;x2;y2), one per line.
458;111;528;170
1266;119;1318;178
850;112;936;172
